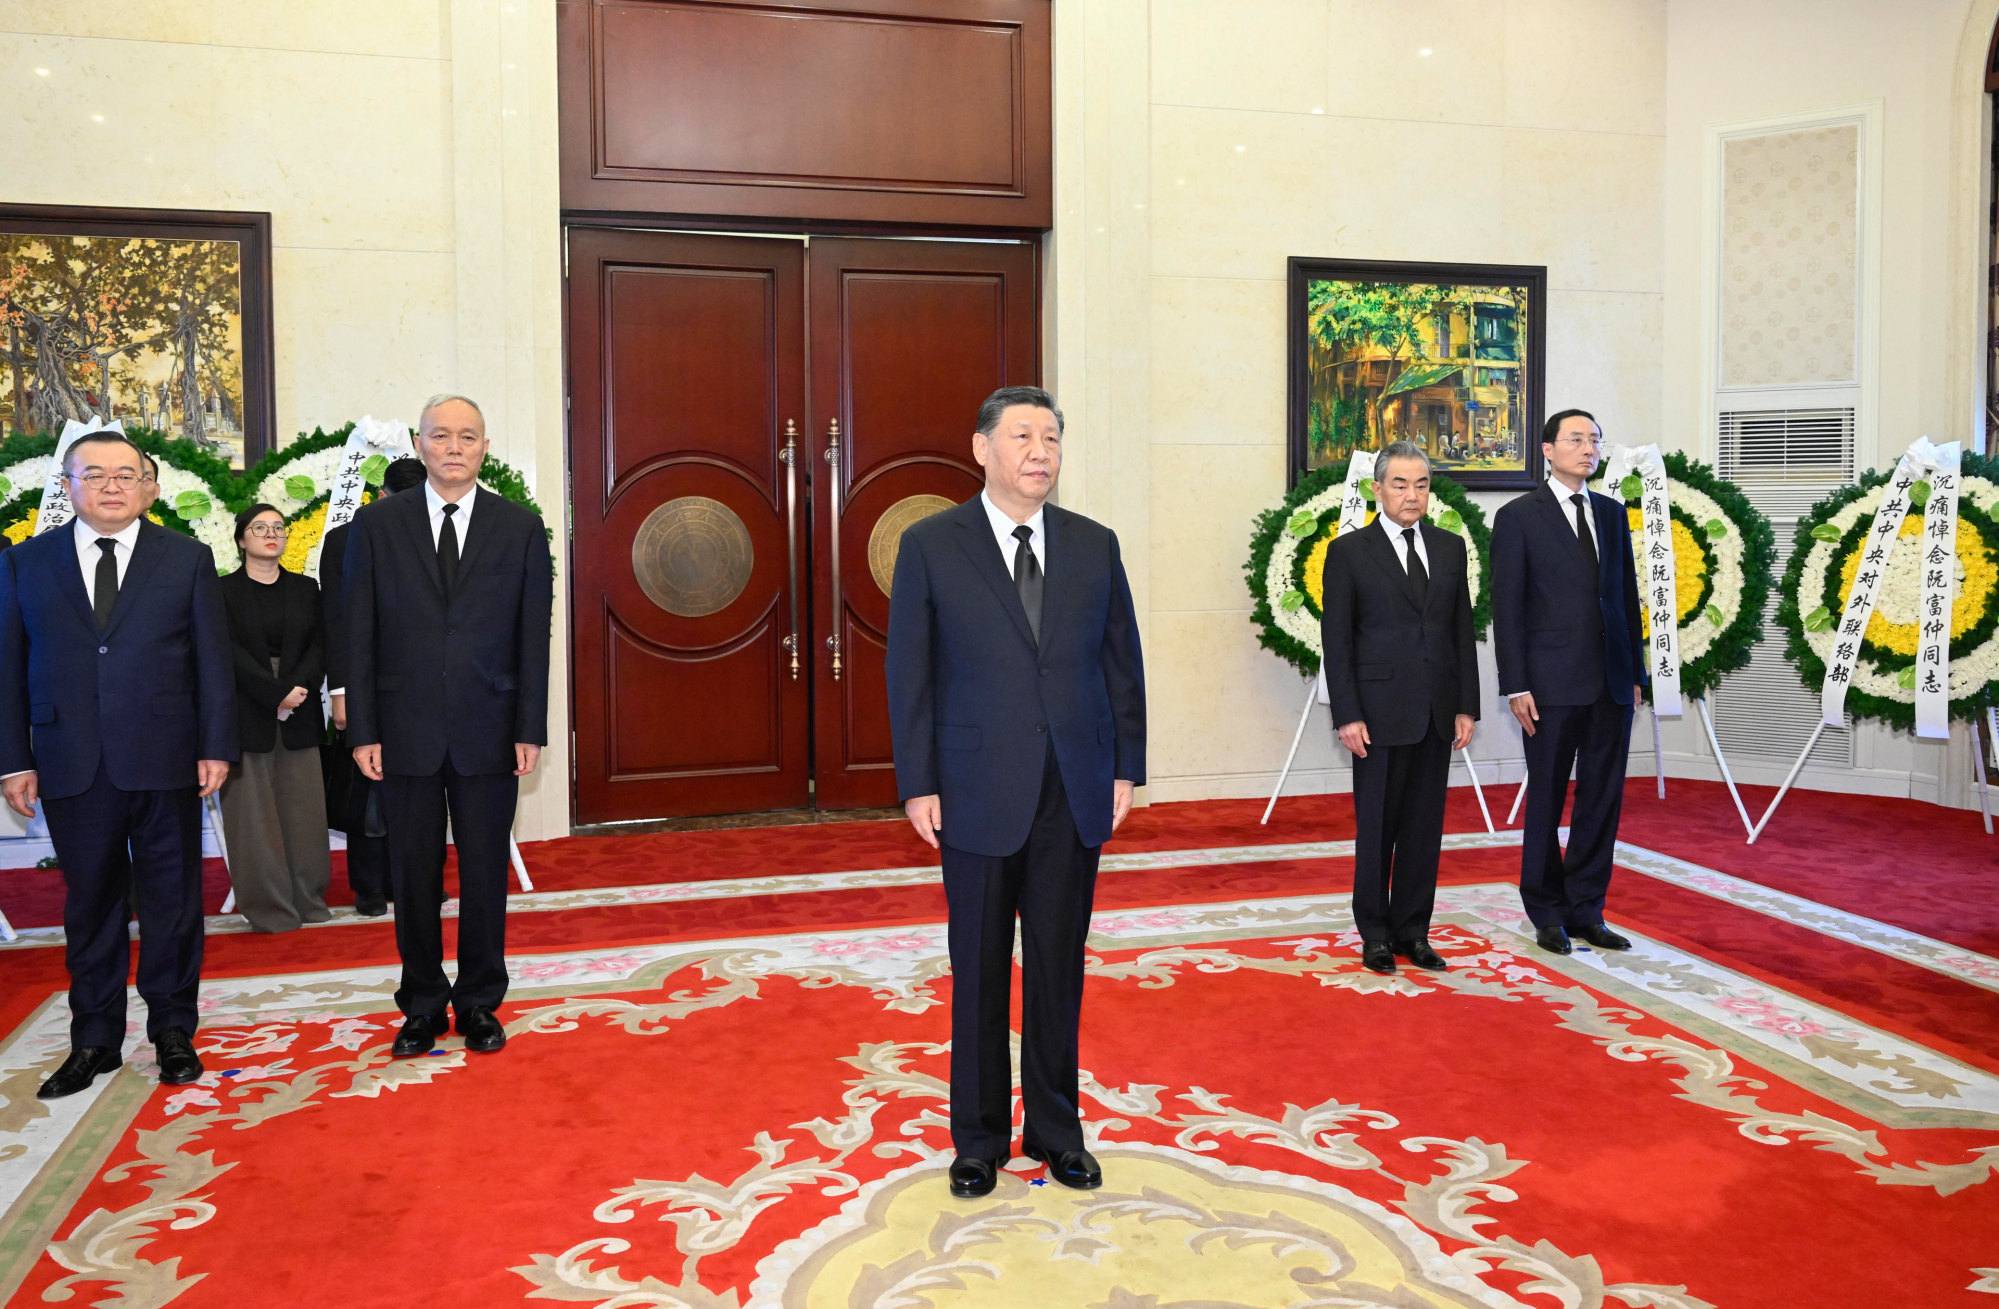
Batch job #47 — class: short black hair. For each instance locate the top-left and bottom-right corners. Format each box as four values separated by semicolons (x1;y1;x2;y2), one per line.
383;456;426;494
975;385;1064;437
64;432;144;475
234;502;283;546
1542;409;1599;446
139;451;158;481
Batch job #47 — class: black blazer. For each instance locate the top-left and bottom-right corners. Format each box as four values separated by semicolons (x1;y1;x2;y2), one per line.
220;567;325;753
343;486;553;777
1319;520;1480;747
0;520;237;798
319;520;353;692
1491;482;1646;708
885;495;1146;857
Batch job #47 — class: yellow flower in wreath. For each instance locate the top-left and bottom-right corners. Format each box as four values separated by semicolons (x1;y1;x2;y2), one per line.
1627;508;1710;641
5;506;173;546
1300;511;1381;614
1836;513;1998;656
281;501;330;574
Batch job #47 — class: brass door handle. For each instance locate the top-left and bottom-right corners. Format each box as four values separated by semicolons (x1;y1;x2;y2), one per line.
780;419;801;680
823;418;843;682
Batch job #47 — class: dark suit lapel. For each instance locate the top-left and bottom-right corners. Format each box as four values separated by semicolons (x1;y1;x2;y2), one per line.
54;522;97;632
1037;506;1070;646
451;487;502;584
1359;520;1422;613
950;496;1037;650
1415;521;1454;616
1537;482;1597;578
99;522;167;640
394;489;447;599
1591;491;1624;601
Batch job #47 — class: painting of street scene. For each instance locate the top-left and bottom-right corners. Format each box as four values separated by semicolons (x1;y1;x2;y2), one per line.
0;211;269;468
1289;259;1545;490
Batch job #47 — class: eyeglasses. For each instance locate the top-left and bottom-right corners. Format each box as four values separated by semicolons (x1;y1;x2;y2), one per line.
68;472;143;490
1553;437;1603;450
244;524;288;539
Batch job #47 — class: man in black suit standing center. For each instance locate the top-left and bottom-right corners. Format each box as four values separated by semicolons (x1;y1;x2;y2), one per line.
347;395;552;1058
1491;409;1645;956
1319;441;1478;975
886;385;1146;1200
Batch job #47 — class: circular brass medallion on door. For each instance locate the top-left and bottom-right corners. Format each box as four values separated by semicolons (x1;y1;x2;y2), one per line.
868;494;956;597
632;496;754;617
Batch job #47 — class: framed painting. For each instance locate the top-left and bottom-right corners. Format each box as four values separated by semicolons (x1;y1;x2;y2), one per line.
1288;257;1546;491
0;203;275;468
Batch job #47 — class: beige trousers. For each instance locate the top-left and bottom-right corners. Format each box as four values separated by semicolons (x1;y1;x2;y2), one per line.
220;732;333;934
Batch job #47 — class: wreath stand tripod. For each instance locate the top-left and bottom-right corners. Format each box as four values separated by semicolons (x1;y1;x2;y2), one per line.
1746;706;1999;843
1501;701;1754;837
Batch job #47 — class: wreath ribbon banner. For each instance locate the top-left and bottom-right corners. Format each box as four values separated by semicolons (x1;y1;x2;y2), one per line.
36;416;122;537
1604;443;1684;717
1916;443;1961;740
1316;449;1377;705
315;416;415;577
1821;438;1958;736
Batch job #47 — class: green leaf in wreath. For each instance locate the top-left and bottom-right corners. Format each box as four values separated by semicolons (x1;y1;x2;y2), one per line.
359;454;389;486
0;476;12;500
1809;523;1842;543
1704;517;1728;538
1619;474;1643;499
1910;480;1931;509
1704;604;1724;627
284;474;316;501
172;490;212;520
1358;478;1376;504
1802;606;1833;633
1286;510;1318;538
1897;664;1917;690
1435;508;1464;533
1279;590;1306;612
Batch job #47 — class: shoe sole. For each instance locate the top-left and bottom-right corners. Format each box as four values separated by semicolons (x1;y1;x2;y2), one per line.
1022;1147;1103;1190
35;1065;120;1100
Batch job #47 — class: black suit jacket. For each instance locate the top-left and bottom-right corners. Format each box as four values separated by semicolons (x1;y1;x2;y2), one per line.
0;520;236;798
1319;520;1480;746
319;520;354;692
343;486;553;777
220;567;325;753
885;495;1146;857
1491;482;1646;707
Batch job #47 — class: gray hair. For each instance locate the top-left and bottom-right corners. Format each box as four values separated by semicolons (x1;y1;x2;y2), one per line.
975;385;1064;437
1374;440;1430;482
418;393;484;431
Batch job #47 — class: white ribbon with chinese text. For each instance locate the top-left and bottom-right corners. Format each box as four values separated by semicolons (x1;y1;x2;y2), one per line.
1914;441;1960;739
314;415;414;578
36;415;124;536
1605;444;1682;716
1316;448;1378;705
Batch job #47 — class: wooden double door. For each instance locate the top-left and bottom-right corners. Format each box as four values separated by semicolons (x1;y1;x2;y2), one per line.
567;229;1039;824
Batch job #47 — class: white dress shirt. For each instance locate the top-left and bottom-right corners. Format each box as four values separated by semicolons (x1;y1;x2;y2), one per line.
424;479;476;547
981;490;1045;579
1377;512;1430;576
73;517;141;608
1506;472;1604;701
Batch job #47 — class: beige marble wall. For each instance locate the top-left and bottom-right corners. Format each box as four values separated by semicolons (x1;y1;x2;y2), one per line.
1055;0;1668;804
0;0;570;837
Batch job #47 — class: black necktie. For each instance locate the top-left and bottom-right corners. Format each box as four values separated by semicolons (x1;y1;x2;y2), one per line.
1570;493;1599;579
1012;523;1042;645
92;538;118;632
438;502;460;595
1401;527;1429;608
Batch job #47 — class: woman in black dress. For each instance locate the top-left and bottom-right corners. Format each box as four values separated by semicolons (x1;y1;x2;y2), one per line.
218;504;332;932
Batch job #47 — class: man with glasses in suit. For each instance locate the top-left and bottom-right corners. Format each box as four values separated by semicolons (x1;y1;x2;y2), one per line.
1491;409;1646;956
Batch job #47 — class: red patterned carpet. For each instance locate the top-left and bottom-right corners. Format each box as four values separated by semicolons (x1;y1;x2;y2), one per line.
0;781;1995;1307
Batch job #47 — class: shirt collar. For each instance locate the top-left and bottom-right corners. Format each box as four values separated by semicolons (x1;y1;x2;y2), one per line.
1378;512;1422;543
980;489;1044;541
424;480;475;518
73;516;142;551
1548;469;1589;499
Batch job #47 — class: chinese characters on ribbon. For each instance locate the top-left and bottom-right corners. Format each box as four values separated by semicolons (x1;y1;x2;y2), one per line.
1606;444;1683;716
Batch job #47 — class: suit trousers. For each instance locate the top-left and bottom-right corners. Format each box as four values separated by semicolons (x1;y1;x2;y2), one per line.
1519;688;1633;930
377;761;518;1018
939;746;1102;1159
42;762;204;1047
1349;725;1450;942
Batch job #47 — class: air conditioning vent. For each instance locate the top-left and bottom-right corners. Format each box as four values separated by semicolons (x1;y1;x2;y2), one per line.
1717;407;1857;520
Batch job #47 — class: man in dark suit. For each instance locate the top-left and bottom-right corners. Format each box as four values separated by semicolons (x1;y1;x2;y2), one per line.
323;456;426;916
0;431;236;1098
1491;409;1646;956
886;385;1146;1200
346;396;551;1058
1319;441;1478;975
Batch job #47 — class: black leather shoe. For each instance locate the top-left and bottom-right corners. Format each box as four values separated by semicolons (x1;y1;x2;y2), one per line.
354;898;388;918
154;1028;203;1085
457;1006;506;1053
1535;925;1573;955
1360;941;1397;974
391;1013;448;1057
1023;1141;1103;1190
1393;938;1448;971
1570;922;1632;951
948;1155;1000;1198
37;1047;122;1100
